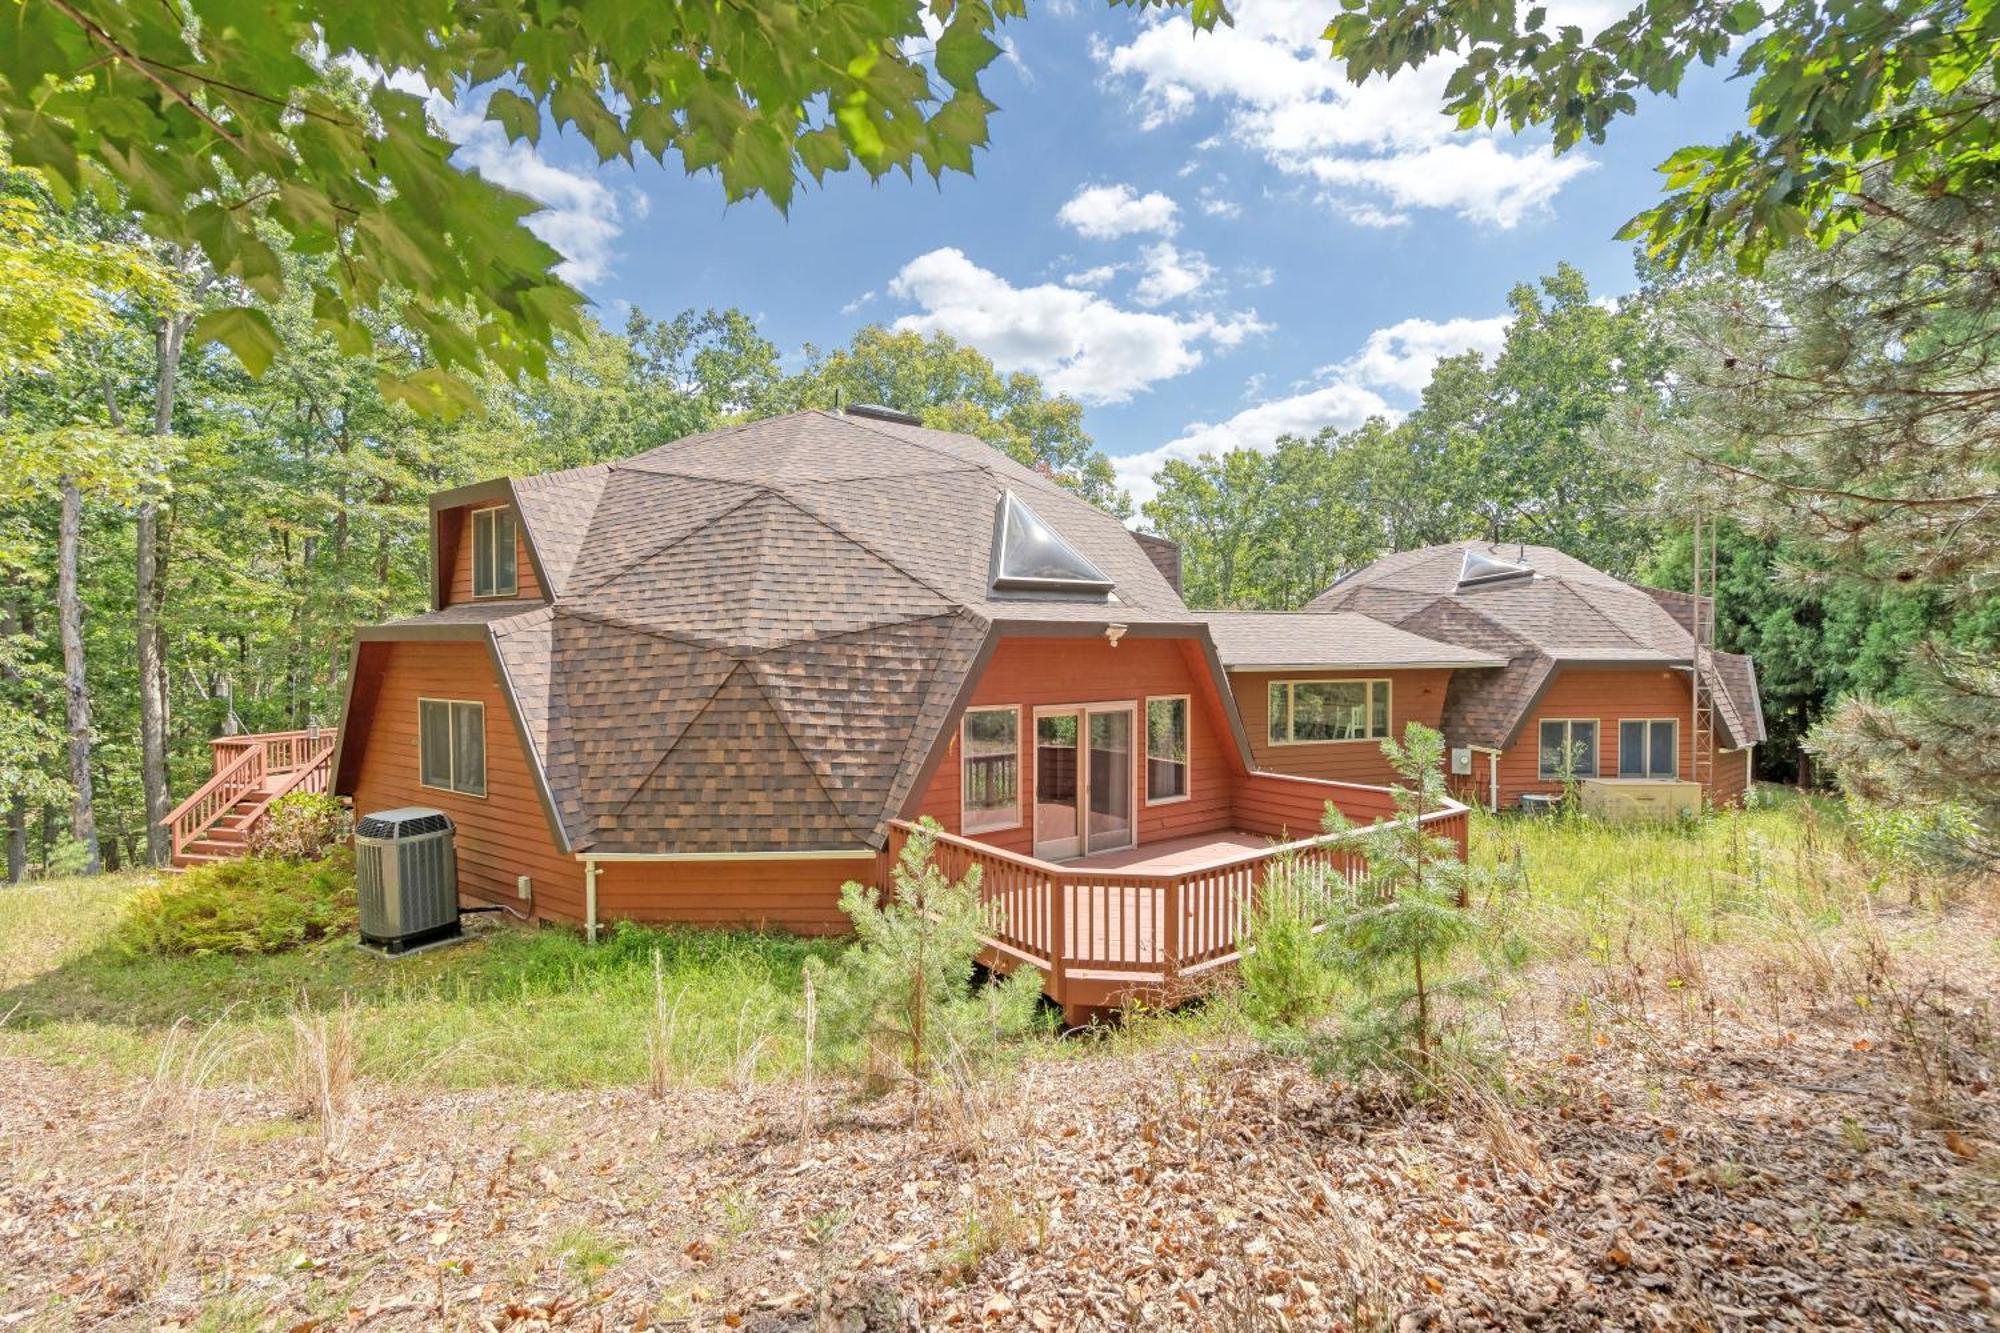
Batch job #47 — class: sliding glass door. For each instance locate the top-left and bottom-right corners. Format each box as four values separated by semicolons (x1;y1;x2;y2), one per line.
1033;703;1135;860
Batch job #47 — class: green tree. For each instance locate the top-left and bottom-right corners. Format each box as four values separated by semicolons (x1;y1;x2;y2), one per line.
2;0;1090;397
1632;188;2000;848
813;820;1043;1093
784;326;1129;514
1323;0;2000;269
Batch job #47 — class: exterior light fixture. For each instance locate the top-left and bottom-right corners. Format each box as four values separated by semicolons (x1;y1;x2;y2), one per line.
1105;623;1127;648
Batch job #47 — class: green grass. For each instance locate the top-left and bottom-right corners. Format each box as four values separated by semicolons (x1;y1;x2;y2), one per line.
0;873;847;1088
1468;790;1870;964
0;793;1916;1092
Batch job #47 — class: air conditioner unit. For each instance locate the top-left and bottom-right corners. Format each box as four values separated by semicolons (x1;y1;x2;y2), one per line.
354;807;460;953
1450;747;1472;776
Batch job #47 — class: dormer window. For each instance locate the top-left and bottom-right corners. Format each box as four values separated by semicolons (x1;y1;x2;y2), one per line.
1457;548;1532;589
472;507;518;598
989;491;1114;596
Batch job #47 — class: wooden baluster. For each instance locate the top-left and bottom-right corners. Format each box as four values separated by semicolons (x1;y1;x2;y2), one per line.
1164;875;1182;980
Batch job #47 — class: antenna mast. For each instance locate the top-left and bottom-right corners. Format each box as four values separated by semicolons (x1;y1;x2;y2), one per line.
1690;508;1717;801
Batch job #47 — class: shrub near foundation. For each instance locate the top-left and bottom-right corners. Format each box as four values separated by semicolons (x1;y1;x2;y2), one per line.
115;853;357;958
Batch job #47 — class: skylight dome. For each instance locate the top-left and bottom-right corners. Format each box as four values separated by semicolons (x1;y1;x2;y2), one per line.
1457;548;1533;589
990;490;1115;596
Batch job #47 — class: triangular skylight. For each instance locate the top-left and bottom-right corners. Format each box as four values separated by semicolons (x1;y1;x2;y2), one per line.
1457;548;1533;588
989;490;1115;595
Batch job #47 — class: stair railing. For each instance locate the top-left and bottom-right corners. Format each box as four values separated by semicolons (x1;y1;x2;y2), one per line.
163;743;267;861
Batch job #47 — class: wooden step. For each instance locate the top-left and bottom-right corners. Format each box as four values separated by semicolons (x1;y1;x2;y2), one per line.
172;851;236;869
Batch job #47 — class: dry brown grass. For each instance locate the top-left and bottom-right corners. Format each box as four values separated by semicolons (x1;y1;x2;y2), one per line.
285;995;356;1156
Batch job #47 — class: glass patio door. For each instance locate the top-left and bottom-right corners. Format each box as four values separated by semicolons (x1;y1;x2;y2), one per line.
1033;704;1134;860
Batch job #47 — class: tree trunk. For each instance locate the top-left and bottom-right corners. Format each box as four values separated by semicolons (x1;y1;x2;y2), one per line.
136;312;190;868
2;597;24;884
58;478;100;874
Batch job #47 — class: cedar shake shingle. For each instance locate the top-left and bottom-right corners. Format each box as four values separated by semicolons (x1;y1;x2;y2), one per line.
1301;541;1768;750
403;410;1208;855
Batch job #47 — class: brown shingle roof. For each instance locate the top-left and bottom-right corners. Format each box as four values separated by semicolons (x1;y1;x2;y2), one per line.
1309;541;1767;749
1205;612;1506;670
441;411;1205;854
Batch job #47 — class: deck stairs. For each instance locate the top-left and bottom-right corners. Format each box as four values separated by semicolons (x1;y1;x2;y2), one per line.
162;730;338;869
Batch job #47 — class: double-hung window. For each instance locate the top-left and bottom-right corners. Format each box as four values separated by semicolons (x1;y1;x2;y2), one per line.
1537;719;1599;781
961;706;1020;833
1619;719;1679;779
419;699;487;797
1145;696;1190;803
1266;679;1390;745
471;507;518;598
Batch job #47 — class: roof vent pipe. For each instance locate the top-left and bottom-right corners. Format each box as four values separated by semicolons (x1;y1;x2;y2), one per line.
842;402;924;426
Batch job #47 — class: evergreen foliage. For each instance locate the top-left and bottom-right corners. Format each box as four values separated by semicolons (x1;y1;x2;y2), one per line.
813;820;1044;1088
115;851;356;957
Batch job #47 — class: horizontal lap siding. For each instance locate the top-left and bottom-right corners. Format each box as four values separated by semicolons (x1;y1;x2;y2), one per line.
441;504;541;607
1234;772;1399;841
1711;745;1753;808
910;635;1238;855
1484;665;1746;807
346;641;584;920
591;859;870;935
1232;668;1452;786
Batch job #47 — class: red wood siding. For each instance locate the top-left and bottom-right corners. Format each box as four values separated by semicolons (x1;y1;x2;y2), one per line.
1232;668;1452;786
909;635;1241;854
1459;665;1748;808
345;640;583;920
589;858;868;935
438;504;541;607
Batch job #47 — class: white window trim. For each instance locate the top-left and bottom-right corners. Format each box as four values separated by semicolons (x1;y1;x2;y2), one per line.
417;697;488;799
470;506;518;600
1265;677;1393;746
1537;717;1601;781
1618;717;1681;780
1143;694;1192;807
960;704;1022;834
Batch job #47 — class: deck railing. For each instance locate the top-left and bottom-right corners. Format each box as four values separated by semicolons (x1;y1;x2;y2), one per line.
886;791;1470;1010
163;729;339;860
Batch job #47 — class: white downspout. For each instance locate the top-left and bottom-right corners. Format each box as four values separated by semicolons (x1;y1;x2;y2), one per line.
584;857;600;944
1469;746;1503;813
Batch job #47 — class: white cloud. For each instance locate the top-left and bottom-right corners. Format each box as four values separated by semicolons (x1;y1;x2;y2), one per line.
1096;0;1596;229
1057;183;1180;239
841;290;878;316
1118;308;1510;507
1131;242;1214;307
886;247;1265;404
1063;264;1121;289
1325;314;1511;396
398;80;630;288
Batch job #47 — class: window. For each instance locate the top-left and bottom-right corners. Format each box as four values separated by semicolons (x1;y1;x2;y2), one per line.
961;706;1020;833
1266;679;1391;745
1145;696;1189;804
471;507;518;598
1538;719;1599;781
1619;719;1679;779
989;490;1114;595
418;699;486;796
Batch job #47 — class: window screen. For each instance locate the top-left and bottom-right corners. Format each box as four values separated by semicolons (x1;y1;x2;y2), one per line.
419;700;453;788
961;707;1019;833
1620;719;1678;779
472;508;518;598
420;699;485;795
1146;697;1189;802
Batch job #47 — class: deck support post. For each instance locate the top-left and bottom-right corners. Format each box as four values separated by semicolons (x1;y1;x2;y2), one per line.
1047;873;1066;1008
1163;875;1182;987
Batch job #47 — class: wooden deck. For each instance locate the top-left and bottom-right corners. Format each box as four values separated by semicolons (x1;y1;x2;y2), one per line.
161;730;338;867
888;775;1471;1023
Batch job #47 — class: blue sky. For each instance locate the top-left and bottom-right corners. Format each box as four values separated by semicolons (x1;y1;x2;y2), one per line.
439;0;1743;509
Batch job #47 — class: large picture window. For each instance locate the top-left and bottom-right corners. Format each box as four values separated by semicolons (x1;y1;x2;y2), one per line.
1266;679;1390;745
1145;696;1189;804
961;706;1020;833
1619;719;1679;779
419;699;487;796
471;506;518;598
1538;719;1599;781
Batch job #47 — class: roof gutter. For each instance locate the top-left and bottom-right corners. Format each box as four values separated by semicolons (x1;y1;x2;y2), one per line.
572;849;877;862
1223;659;1505;672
